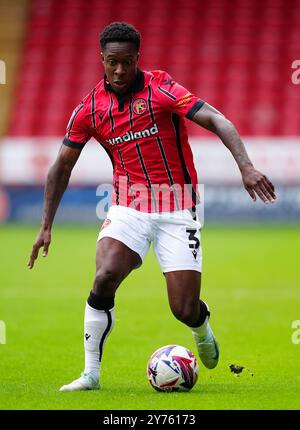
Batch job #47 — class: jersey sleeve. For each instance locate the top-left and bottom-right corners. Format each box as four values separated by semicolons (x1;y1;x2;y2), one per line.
154;71;205;119
63;101;91;149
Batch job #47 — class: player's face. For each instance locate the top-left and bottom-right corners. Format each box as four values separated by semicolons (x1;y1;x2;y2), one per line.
102;42;139;95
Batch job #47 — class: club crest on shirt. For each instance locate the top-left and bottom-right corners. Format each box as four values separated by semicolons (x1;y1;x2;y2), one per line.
133;98;147;115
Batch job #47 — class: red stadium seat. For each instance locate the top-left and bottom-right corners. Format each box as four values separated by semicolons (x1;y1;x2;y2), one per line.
8;0;300;137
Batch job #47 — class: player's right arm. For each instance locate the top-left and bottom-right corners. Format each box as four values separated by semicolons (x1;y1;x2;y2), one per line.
27;144;82;269
28;97;91;269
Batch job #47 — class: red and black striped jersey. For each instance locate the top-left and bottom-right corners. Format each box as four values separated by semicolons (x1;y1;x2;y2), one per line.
64;69;204;212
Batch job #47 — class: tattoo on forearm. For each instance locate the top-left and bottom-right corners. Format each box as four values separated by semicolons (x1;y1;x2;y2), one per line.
41;163;71;229
216;121;253;170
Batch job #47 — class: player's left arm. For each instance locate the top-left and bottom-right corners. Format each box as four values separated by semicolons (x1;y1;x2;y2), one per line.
191;102;276;203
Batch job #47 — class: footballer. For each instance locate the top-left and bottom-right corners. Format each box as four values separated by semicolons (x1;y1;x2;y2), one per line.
28;22;276;391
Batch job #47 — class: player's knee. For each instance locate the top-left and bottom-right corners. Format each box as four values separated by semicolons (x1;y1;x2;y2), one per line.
170;302;197;326
93;268;120;296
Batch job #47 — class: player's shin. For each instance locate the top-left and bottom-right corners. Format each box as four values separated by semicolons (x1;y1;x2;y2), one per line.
84;292;115;378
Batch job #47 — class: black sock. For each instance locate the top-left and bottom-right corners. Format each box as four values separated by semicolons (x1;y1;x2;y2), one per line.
87;291;115;310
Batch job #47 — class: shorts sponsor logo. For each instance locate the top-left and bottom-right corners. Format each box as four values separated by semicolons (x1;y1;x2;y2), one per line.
133;98;147;115
107;123;158;145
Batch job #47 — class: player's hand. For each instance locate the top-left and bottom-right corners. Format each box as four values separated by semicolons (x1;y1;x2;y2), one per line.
241;165;276;204
27;229;51;269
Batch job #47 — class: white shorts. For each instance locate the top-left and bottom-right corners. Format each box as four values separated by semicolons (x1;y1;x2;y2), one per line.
98;205;202;273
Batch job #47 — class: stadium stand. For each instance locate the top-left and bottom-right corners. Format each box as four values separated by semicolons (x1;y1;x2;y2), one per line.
0;0;28;136
0;0;299;224
6;0;300;137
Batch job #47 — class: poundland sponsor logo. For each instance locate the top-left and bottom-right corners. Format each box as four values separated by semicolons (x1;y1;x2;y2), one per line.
107;124;158;145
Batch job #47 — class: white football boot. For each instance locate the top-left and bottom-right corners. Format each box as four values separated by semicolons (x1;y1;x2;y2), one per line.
192;315;219;369
59;371;99;392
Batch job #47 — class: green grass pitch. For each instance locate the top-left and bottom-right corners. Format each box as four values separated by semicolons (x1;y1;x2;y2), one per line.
0;224;299;410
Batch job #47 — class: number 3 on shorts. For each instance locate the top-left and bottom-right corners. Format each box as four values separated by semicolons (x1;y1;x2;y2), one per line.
186;228;200;260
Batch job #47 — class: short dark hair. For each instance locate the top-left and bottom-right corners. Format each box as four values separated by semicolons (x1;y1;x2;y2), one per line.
100;22;141;52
